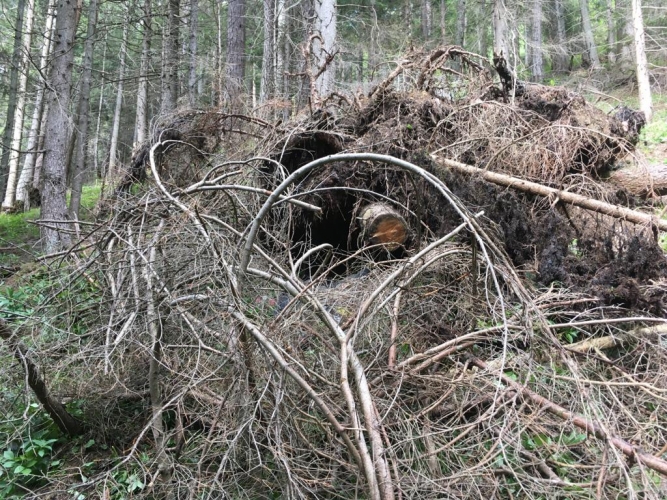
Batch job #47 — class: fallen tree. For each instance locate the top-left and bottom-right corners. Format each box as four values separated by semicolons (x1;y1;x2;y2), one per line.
4;47;667;499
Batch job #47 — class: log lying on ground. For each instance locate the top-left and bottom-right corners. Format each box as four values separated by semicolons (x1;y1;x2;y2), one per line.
569;323;667;353
431;155;667;232
358;203;409;251
0;319;84;436
608;163;667;198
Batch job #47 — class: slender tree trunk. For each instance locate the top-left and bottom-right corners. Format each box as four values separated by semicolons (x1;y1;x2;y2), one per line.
632;0;651;121
478;0;489;57
530;0;543;82
455;0;466;47
276;0;287;97
17;0;56;211
41;0;82;252
493;0;508;57
0;0;26;199
2;0;35;210
312;0;337;98
135;0;152;147
440;0;446;42
68;0;99;219
94;37;107;179
188;0;198;107
553;0;568;73
524;16;531;69
369;0;378;78
214;0;223;106
226;0;247;103
421;0;432;41
260;0;275;105
605;0;616;63
580;0;601;69
33;102;49;189
108;5;132;178
619;0;634;67
161;0;180;113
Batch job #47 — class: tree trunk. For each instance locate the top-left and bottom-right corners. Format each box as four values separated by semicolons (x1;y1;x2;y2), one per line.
359;203;409;251
312;0;337;99
2;0;35;210
93;37;107;179
41;0;82;252
33;102;49;190
260;0;275;106
493;0;508;58
275;0;287;97
369;0;378;78
226;0;247;103
619;0;634;68
135;0;152;147
552;0;568;73
530;0;543;82
108;5;132;178
17;0;56;211
455;0;466;47
421;0;432;41
0;0;26;200
440;0;446;42
608;163;667;197
579;0;601;69
161;0;180;113
188;0;198;107
68;0;99;219
478;0;489;57
0;319;84;437
632;0;651;121
605;0;616;63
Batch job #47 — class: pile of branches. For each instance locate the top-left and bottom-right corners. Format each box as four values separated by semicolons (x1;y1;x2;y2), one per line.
3;47;667;499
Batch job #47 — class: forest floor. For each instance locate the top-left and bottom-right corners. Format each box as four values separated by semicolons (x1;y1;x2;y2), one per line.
0;184;101;275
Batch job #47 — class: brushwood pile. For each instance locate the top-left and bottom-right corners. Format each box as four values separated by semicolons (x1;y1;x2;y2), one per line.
8;47;667;498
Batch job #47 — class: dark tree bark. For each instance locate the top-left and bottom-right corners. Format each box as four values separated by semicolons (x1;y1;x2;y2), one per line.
41;0;82;252
455;0;466;47
0;319;84;437
530;0;543;82
161;0;180;113
421;0;432;41
188;0;199;107
69;0;100;219
552;0;568;73
135;0;152;146
226;0;247;103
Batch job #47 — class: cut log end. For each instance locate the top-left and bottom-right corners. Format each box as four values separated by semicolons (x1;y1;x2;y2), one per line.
359;203;409;251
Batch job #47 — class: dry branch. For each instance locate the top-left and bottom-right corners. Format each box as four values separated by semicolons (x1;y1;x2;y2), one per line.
569;323;667;353
0;319;84;436
431;154;667;232
470;357;667;477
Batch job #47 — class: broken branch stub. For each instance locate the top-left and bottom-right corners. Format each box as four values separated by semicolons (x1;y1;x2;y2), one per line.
358;202;408;251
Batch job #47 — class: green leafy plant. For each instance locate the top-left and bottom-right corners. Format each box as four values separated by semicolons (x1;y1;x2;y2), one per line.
0;403;65;497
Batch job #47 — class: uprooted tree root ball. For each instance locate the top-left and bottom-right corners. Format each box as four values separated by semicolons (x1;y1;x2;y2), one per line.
6;47;667;498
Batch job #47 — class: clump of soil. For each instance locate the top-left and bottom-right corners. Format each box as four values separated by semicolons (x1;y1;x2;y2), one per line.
257;47;665;312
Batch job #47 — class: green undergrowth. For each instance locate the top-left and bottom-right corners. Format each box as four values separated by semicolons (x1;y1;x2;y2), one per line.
0;184;102;268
